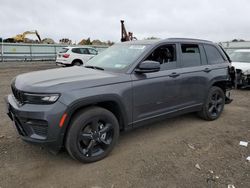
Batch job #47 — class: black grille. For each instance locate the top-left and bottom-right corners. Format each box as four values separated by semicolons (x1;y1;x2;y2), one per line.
11;85;25;104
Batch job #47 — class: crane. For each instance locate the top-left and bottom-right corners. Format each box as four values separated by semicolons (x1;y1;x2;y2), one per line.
120;20;137;42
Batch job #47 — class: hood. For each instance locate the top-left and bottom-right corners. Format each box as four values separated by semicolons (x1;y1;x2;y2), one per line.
231;62;250;75
14;66;128;92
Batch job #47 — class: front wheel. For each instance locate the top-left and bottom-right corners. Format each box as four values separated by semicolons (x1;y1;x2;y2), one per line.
198;86;225;121
66;107;119;163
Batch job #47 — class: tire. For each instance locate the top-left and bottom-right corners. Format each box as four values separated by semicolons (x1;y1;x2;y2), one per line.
73;60;82;66
198;86;225;121
66;107;119;163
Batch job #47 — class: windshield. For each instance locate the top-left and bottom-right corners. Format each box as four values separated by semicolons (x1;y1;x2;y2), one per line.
85;44;148;72
230;51;250;63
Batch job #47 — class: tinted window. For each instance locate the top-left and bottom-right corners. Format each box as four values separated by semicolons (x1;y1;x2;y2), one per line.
204;44;225;64
181;44;201;67
80;48;89;54
145;44;177;70
71;48;81;54
88;48;98;55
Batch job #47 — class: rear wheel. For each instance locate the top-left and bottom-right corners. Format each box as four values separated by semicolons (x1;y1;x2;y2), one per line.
198;86;225;121
73;60;82;66
66;107;119;163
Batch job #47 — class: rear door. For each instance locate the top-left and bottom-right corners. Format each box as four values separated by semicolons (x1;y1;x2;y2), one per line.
175;43;210;107
79;48;92;63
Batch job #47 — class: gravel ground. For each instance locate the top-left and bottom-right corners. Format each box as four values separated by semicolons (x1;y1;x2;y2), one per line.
0;61;249;188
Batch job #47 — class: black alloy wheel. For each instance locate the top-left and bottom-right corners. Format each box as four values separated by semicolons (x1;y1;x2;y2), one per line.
198;86;225;120
66;107;119;163
207;91;224;118
78;116;114;158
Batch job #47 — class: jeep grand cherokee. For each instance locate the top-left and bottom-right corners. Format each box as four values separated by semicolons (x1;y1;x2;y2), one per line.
5;38;234;163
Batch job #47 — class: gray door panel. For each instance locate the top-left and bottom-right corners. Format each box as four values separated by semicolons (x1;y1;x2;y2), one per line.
131;70;179;122
176;43;211;107
176;66;211;106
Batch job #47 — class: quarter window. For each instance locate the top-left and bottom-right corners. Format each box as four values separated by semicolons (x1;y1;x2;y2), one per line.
180;44;201;67
204;44;225;64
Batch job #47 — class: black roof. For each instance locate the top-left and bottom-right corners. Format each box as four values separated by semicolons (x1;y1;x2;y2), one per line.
122;38;213;45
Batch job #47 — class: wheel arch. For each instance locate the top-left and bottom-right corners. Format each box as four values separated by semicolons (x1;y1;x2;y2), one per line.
211;80;228;92
61;95;129;144
72;59;83;65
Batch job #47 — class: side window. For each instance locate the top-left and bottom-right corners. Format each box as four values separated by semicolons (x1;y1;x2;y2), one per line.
180;44;201;67
204;44;225;64
71;48;81;54
145;44;177;70
88;48;98;55
80;48;89;54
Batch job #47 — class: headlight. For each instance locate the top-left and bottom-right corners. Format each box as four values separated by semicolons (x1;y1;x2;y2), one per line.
23;93;60;104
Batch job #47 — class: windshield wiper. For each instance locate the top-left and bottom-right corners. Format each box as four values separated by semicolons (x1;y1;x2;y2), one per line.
84;65;104;71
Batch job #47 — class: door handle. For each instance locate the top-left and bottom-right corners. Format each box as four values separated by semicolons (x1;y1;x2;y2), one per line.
169;72;180;78
203;68;211;73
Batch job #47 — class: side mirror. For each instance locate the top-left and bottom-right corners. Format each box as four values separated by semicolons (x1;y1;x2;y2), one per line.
135;60;160;73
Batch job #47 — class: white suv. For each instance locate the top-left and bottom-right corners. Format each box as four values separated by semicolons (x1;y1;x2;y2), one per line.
56;46;98;66
230;49;250;88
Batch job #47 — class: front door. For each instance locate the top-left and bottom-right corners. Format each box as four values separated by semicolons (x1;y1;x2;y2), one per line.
131;44;181;123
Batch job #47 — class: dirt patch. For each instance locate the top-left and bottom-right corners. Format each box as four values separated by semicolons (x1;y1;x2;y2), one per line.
0;62;249;188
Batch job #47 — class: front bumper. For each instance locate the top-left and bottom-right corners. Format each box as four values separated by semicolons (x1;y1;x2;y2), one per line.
5;94;68;153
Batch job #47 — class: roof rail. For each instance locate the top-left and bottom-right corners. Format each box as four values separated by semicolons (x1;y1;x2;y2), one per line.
167;38;212;43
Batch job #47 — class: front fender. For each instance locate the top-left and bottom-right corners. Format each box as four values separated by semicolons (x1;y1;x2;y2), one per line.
57;94;130;146
65;94;129;126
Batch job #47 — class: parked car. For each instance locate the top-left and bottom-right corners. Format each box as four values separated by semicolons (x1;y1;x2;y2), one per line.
230;49;250;88
5;38;234;163
56;46;98;66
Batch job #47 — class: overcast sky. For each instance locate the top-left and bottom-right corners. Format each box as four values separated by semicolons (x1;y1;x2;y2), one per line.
1;0;250;43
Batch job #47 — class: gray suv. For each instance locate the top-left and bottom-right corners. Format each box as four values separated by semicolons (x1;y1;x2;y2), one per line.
5;38;234;163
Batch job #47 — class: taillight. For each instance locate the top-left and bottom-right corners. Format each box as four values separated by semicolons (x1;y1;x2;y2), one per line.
63;54;70;58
